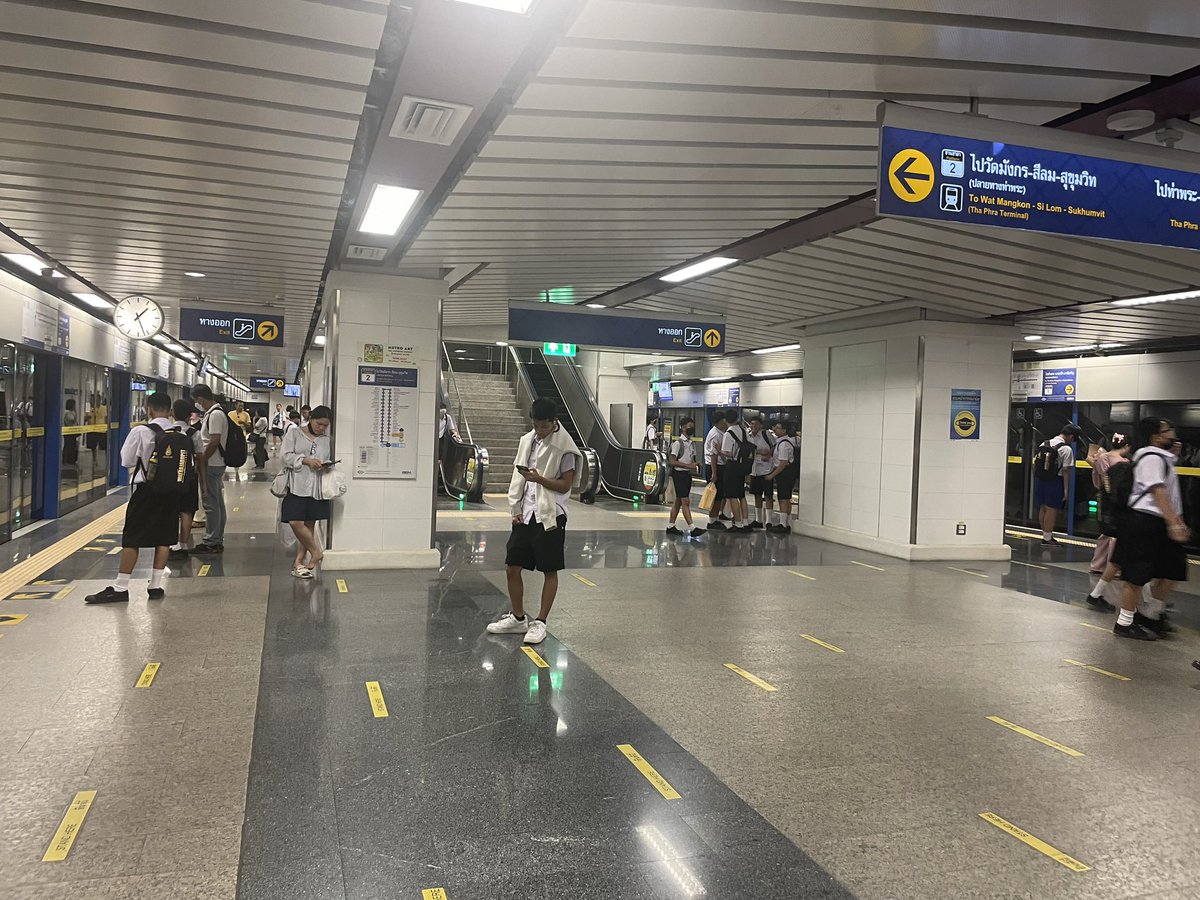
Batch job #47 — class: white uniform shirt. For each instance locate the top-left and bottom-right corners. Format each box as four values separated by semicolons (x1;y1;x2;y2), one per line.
200;404;228;466
704;426;726;469
722;423;748;461
771;436;796;472
121;416;174;484
1130;446;1182;518
1047;435;1074;474
749;429;775;476
520;436;576;524
173;419;206;459
645;424;658;448
670;436;696;468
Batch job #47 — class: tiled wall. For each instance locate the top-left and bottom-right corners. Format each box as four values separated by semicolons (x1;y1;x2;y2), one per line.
823;341;886;536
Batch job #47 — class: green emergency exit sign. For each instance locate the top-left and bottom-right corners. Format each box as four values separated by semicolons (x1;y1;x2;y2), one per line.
543;342;577;357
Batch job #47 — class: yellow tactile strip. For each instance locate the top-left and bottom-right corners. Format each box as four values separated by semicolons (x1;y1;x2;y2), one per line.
0;504;127;601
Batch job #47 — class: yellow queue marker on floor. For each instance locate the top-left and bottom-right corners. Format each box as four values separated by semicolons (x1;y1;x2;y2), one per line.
336;579;348;593
43;790;97;862
0;613;29;626
572;573;596;587
107;547;121;556
979;813;1090;872
788;570;816;581
53;586;74;600
724;663;778;692
197;564;210;577
946;566;988;578
135;663;160;688
366;681;389;718
850;560;885;572
800;634;845;654
986;716;1083;758
1078;622;1110;632
617;744;681;800
1010;560;1049;570
1063;658;1130;682
422;889;449;900
521;646;550;668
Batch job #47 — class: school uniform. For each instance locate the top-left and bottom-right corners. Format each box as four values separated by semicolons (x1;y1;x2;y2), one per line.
506;426;580;573
748;429;776;499
121;416;181;549
669;435;697;499
771;436;797;501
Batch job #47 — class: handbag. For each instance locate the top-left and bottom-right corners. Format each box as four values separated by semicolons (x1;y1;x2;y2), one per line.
270;467;290;499
698;481;718;512
319;466;347;500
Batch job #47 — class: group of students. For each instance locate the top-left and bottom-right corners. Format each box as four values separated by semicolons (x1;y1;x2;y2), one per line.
661;410;799;537
83;386;335;603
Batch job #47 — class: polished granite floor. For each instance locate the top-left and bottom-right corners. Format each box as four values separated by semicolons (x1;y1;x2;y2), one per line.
0;475;1197;899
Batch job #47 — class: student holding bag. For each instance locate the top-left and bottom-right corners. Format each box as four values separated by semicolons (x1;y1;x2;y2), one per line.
279;405;335;578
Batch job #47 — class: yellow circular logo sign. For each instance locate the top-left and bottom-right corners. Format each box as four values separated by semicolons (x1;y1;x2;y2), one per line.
1065;384;1074;395
953;410;978;438
703;329;722;349
257;320;279;342
888;149;935;203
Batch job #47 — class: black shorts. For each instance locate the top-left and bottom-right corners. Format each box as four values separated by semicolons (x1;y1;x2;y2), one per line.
178;481;199;514
774;473;797;502
270;428;284;437
281;492;331;523
750;474;773;499
721;463;747;500
122;483;180;548
506;514;567;573
1113;511;1188;587
671;470;694;500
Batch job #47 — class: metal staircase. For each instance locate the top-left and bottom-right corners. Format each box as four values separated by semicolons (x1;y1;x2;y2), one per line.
452;371;528;492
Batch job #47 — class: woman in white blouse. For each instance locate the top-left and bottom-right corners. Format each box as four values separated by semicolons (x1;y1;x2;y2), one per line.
280;405;334;578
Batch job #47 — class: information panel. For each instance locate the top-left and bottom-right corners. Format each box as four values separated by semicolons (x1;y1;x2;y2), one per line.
509;302;725;354
950;389;981;441
877;105;1200;252
1041;367;1077;399
250;376;285;390
179;307;284;347
353;345;418;480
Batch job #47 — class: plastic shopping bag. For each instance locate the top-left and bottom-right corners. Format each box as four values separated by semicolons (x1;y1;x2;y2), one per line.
698;481;717;512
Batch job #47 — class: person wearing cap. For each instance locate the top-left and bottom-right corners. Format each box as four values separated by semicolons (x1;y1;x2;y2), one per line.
1035;423;1083;545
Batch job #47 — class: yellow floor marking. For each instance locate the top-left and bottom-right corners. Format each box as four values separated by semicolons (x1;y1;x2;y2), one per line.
81;546;106;552
135;663;160;688
619;511;672;518
1078;622;1110;632
788;570;816;581
980;813;1090;872
107;546;122;556
7;591;53;600
617;744;681;800
800;634;845;653
0;613;29;626
232;507;240;512
422;889;449;900
0;503;126;604
197;564;210;577
572;573;596;587
850;560;885;572
521;646;550;668
986;716;1084;758
438;510;513;518
32;579;65;584
53;586;74;601
366;681;389;718
1063;658;1130;682
1010;560;1049;570
94;538;115;544
947;566;988;578
724;663;778;692
336;579;348;593
43;790;97;862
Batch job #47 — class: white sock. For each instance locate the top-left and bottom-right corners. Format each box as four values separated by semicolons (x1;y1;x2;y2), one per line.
149;569;165;590
116;573;131;591
1139;593;1165;619
1088;579;1107;599
1117;608;1134;627
1042;531;1052;540
170;542;182;551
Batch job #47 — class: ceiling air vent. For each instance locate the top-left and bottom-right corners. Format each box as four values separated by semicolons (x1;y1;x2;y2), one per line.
346;245;389;262
389;96;474;146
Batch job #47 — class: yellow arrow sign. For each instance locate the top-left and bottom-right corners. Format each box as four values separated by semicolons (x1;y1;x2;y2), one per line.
888;148;935;202
257;320;279;342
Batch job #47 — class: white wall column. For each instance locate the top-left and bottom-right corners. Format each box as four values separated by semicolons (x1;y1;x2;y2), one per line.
798;316;1016;560
321;272;443;569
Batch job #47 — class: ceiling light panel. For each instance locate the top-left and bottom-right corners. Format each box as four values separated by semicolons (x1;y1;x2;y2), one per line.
1111;288;1200;307
3;253;49;275
359;185;423;236
751;344;801;355
73;292;115;309
660;257;738;284
452;0;535;12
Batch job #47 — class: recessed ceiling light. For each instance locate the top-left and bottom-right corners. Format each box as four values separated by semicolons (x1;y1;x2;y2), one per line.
454;349;467;354
73;292;115;309
358;184;422;236
700;376;726;382
495;341;508;346
1023;335;1043;342
753;371;785;378
586;303;606;309
660;256;738;284
3;253;49;275
452;0;535;12
184;271;206;278
165;342;185;352
751;344;801;355
1111;288;1200;307
1034;343;1122;355
1106;109;1155;132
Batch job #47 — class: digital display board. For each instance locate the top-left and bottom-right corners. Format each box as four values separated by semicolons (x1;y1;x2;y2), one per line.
283;383;301;398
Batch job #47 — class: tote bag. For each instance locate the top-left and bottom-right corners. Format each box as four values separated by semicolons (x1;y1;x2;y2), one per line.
698;481;718;512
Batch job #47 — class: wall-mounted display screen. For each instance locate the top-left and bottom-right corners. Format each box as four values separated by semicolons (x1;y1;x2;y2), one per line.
283;383;301;398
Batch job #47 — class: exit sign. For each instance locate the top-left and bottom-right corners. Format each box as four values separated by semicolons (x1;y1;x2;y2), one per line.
543;342;577;357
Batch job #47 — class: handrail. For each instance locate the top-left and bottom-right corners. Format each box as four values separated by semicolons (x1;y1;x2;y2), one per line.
436;363;487;503
506;344;537;416
441;343;472;444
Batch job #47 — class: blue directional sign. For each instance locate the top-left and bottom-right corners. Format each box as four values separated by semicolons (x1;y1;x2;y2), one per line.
250;376;286;390
1041;368;1077;400
179;307;284;347
509;302;725;354
877;105;1200;252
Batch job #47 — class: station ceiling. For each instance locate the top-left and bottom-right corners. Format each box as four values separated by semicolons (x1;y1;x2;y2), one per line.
2;0;1200;378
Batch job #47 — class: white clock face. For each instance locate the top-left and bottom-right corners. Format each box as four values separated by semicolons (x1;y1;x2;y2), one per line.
113;295;164;340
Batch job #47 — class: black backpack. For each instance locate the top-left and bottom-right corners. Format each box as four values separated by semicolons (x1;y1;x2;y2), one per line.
1033;440;1064;481
210;407;248;467
776;437;800;478
142;424;196;495
731;426;756;472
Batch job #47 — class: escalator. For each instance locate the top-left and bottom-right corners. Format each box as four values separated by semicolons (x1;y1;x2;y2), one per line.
518;350;667;504
437;369;488;504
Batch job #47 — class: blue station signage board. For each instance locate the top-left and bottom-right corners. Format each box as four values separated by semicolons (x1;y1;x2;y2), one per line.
179;307;285;347
877;105;1200;252
250;376;286;390
509;302;725;355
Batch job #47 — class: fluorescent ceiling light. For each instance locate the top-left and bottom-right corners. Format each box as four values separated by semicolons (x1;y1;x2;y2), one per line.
73;292;114;309
313;335;326;347
184;271;206;278
452;0;535;12
1034;343;1122;354
4;253;49;275
586;303;606;309
1111;288;1200;307
454;349;467;354
165;342;185;352
495;341;508;346
151;334;170;344
358;184;422;236
751;344;801;355
1023;335;1043;342
700;376;727;382
753;371;786;378
660;256;738;284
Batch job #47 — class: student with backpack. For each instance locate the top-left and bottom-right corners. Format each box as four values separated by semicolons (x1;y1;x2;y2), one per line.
665;418;704;537
85;392;188;604
720;412;755;532
191;384;248;553
764;420;799;534
1032;423;1083;545
168;398;206;559
1083;433;1131;612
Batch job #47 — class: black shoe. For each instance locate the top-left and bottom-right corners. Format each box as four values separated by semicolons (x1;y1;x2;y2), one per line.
707;521;728;532
1085;593;1117;613
168;547;190;560
666;526;683;536
1134;612;1174;636
194;543;224;553
1192;660;1200;671
719;514;732;522
85;586;129;605
1114;622;1158;641
689;528;706;538
779;525;792;535
732;525;753;534
147;588;165;600
1040;537;1058;546
750;521;764;530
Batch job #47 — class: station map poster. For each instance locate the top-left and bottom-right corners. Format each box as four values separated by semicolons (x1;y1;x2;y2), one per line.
950;388;981;440
877;105;1200;252
1041;367;1077;399
1010;369;1041;401
509;301;725;354
21;297;69;354
354;343;418;480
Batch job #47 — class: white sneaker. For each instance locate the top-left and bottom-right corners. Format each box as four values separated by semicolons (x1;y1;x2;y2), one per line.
523;620;547;644
486;613;529;634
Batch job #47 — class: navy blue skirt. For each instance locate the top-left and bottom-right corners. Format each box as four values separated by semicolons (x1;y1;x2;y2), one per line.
281;492;330;523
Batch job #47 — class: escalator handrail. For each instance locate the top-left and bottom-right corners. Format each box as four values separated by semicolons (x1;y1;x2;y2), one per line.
436;370;488;502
